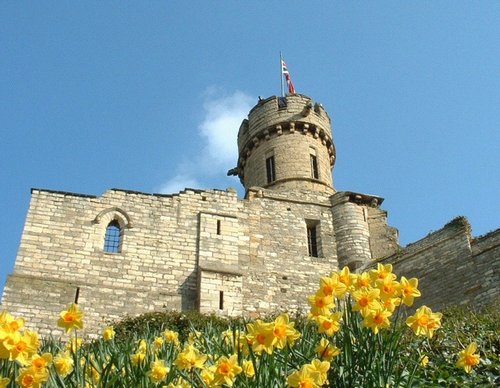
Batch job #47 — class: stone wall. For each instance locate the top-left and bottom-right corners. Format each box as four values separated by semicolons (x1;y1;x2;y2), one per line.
375;217;500;311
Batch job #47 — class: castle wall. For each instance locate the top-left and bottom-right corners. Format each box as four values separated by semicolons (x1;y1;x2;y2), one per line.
2;188;242;336
2;186;342;335
376;217;500;310
240;188;339;316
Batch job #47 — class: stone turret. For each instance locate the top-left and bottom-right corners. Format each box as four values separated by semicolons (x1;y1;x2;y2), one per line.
230;94;336;194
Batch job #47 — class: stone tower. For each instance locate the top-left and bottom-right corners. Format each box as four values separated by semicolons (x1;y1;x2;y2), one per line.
230;94;336;194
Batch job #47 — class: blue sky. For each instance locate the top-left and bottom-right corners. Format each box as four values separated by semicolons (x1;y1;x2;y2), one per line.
1;2;499;299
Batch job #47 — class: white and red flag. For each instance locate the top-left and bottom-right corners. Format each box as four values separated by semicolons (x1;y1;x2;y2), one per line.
281;59;296;94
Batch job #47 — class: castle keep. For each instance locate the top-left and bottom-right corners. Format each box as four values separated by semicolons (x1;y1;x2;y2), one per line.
2;94;499;336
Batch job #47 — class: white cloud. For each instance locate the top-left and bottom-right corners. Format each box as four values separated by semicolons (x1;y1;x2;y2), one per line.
158;174;200;194
157;88;253;194
199;89;254;167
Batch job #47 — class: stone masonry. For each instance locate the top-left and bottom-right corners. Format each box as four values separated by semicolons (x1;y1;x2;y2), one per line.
1;94;498;336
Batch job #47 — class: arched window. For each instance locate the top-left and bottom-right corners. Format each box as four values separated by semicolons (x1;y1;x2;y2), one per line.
103;220;122;253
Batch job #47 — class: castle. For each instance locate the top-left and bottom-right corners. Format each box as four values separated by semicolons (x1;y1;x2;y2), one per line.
1;93;498;336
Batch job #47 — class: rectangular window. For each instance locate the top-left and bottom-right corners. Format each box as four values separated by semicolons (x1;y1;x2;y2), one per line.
307;225;319;257
219;291;224;310
216;220;221;235
266;155;276;183
310;154;319;179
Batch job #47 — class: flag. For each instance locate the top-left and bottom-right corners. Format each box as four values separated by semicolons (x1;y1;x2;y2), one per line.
281;59;296;94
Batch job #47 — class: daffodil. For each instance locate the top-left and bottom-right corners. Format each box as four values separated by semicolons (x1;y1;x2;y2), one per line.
245;320;275;355
352;287;380;316
456;342;480;373
308;359;330;386
308;291;335;317
242;360;255;378
148;359;169;384
0;377;10;388
399;277;421;306
370;263;396;282
272;313;300;348
406;305;442;339
102;326;115;341
174;344;207;370
337;266;355;293
315;337;340;362
17;365;49;388
315;312;342;336
352;271;372;290
57;303;84;333
287;364;320;388
54;351;74;377
363;305;392;334
214;354;242;387
30;353;52;372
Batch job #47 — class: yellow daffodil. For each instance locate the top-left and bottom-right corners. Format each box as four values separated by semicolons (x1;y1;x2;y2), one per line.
273;313;301;349
54;351;74;377
17;365;49;388
57;303;84;333
363;305;392;334
0;377;10;388
456;342;480;373
337;266;355;293
309;359;330;386
30;353;52;372
308;291;335;317
420;355;429;367
370;263;397;282
352;287;381;317
148;359;169;384
315;337;340;362
287;364;320;388
320;273;348;298
352;271;372;290
399;277;421;306
315;312;342;337
102;326;115;341
376;277;401;300
214;354;242;387
65;337;82;353
174;344;207;370
242;360;255;378
406;306;442;339
245;320;275;355
1;329;40;365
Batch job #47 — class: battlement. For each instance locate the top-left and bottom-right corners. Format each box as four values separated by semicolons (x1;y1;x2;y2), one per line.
235;94;336;193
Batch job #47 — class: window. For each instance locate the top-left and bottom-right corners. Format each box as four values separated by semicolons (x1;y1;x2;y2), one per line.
266;155;276;183
104;220;121;253
307;224;319;257
217;220;221;235
310;154;319;179
219;291;224;310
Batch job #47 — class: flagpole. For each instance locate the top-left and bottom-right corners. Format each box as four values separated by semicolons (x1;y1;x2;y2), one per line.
280;52;284;97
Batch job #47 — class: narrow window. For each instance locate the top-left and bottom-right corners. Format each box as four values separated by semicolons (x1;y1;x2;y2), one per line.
310;154;319;179
104;220;121;253
266;155;276;183
216;220;221;235
219;291;224;310
307;225;319;257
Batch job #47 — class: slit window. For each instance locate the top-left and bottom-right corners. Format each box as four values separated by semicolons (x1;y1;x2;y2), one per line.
310;154;319;179
217;220;221;235
219;291;224;310
307;224;319;257
104;220;121;253
266;155;276;183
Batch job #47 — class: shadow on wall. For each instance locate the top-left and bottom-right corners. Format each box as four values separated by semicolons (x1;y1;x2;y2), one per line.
179;270;198;311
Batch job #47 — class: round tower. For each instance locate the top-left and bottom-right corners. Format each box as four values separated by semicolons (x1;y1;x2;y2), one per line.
232;94;336;193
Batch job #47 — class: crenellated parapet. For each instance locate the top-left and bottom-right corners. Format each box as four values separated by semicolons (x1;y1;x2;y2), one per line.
233;95;336;193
